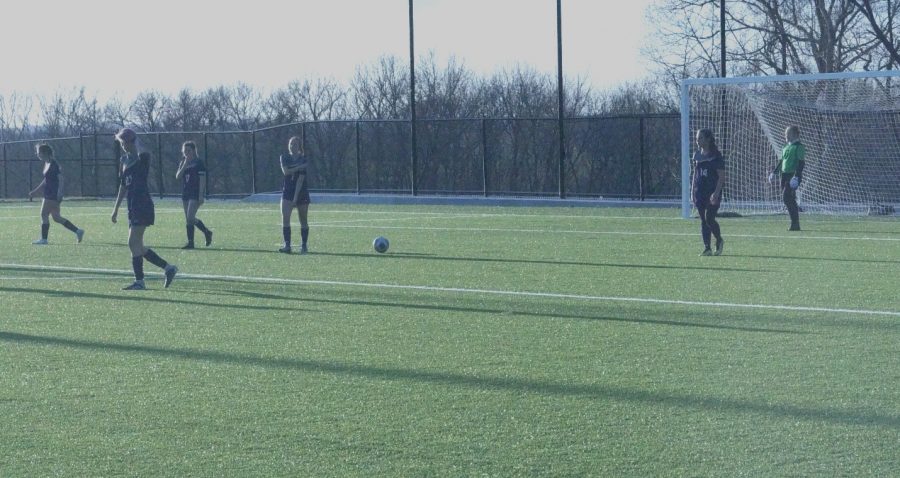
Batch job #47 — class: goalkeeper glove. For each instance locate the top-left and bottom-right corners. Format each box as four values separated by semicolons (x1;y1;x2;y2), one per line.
768;172;776;184
789;176;800;189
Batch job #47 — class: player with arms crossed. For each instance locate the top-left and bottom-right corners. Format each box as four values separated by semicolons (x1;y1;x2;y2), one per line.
175;141;213;249
111;128;178;290
691;128;726;256
28;144;85;245
768;125;805;231
278;135;310;254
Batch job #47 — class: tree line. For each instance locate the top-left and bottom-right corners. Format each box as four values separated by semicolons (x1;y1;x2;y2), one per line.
0;55;675;143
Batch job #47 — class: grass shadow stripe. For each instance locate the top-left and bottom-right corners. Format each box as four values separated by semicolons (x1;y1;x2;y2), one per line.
0;330;896;430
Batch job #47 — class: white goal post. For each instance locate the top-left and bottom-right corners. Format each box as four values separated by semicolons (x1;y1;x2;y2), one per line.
681;70;900;218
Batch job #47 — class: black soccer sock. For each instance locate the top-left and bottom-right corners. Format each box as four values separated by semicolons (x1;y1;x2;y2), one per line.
186;224;196;244
41;223;50;240
194;219;210;234
300;227;309;246
143;248;169;269
282;226;291;247
61;219;79;233
132;256;145;281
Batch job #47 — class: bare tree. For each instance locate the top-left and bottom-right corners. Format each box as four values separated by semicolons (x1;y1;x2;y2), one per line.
0;92;34;141
103;96;132;131
265;78;349;124
850;0;900;68
223;83;263;130
351;56;410;119
162;88;201;131
648;0;885;77
131;91;168;132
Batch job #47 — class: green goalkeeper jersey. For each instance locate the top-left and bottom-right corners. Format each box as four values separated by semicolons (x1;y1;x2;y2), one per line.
781;141;805;174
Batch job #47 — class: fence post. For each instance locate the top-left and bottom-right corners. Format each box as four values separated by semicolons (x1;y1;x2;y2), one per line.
481;116;488;197
250;130;257;194
95;134;101;197
639;117;646;201
156;133;164;199
80;135;85;198
28;143;33;202
2;143;6;199
355;121;361;194
203;133;209;197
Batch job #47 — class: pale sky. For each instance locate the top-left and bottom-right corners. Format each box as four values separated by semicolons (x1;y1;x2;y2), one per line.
1;0;655;101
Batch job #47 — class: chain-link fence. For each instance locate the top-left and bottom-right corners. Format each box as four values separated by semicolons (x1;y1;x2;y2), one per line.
0;114;680;200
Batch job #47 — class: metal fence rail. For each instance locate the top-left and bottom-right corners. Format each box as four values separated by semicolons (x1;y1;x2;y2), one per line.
0;114;680;200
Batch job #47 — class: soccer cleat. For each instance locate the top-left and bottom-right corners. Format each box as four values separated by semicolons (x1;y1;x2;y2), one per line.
278;245;292;254
714;238;724;256
204;230;213;247
300;244;308;255
789;225;801;231
75;229;85;243
181;242;195;250
699;248;712;256
122;280;146;291
32;238;48;245
164;265;178;288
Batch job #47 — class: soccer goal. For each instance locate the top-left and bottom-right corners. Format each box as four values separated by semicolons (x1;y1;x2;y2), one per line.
681;70;900;218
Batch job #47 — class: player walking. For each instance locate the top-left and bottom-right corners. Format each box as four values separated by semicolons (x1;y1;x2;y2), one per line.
691;129;726;256
28;144;85;245
111;128;177;290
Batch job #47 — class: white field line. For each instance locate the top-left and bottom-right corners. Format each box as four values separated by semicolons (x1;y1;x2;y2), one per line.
0;275;110;281
3;207;897;241
1;262;898;318
310;223;900;242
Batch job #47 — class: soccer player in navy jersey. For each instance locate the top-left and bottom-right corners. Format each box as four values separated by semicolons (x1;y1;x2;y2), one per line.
691;129;726;256
768;125;806;231
28;144;85;245
110;128;177;290
175;141;213;249
278;135;310;254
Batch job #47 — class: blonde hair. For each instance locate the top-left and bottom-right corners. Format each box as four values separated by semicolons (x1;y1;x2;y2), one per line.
288;135;304;153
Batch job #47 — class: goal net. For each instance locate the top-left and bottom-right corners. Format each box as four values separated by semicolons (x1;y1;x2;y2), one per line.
681;71;900;217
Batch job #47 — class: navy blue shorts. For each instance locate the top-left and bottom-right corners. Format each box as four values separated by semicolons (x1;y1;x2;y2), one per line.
128;202;155;227
282;180;310;205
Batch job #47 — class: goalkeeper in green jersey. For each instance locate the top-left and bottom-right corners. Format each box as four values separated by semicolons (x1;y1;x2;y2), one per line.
768;125;806;231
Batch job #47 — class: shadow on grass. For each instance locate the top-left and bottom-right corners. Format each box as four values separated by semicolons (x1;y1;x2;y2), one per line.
184;286;804;335
0;286;307;313
305;251;772;273
0;330;896;430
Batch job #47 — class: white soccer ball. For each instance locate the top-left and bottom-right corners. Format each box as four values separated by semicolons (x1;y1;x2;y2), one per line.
373;236;389;253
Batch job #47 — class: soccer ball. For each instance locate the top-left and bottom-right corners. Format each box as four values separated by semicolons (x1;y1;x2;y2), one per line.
373;236;389;253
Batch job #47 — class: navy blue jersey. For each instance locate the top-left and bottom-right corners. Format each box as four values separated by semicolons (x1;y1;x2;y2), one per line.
280;153;309;202
181;160;207;200
121;152;155;226
43;160;62;201
692;150;725;198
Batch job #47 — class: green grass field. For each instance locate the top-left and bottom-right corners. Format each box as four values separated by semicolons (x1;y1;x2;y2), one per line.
1;200;898;476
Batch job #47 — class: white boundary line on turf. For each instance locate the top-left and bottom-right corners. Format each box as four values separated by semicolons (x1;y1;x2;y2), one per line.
2;262;898;318
0;275;110;281
310;223;900;242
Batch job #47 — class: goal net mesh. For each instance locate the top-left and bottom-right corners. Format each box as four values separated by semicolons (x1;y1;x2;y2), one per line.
686;74;900;215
